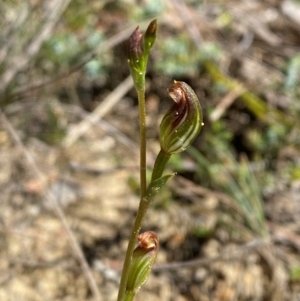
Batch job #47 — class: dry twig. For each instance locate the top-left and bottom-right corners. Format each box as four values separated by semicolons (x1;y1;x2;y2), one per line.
210;86;245;121
63;75;134;147
13;25;135;96
64;103;139;155
228;4;282;47
0;0;72;95
170;0;203;46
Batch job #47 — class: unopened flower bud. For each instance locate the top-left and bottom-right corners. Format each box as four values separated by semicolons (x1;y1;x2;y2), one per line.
160;81;203;154
128;26;143;72
128;20;157;81
144;19;157;55
126;231;159;295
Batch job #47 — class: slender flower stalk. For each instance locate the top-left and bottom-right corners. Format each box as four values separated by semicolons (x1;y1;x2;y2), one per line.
118;21;203;301
128;27;147;195
127;19;157;196
117;20;157;301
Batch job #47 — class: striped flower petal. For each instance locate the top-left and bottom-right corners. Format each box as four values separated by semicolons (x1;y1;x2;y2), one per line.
160;81;203;154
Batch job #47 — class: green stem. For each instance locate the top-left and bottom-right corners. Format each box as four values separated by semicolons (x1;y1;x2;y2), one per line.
117;195;151;301
118;150;171;301
137;87;147;197
151;149;171;182
124;291;135;301
118;20;157;301
117;79;148;301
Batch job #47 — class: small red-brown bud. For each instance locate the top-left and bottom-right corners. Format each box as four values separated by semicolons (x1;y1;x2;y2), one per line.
127;20;157;78
125;231;159;295
144;19;157;55
128;27;143;69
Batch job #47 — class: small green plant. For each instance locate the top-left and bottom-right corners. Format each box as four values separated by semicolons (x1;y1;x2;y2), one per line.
285;54;300;97
290;265;300;282
188;146;268;239
117;20;203;301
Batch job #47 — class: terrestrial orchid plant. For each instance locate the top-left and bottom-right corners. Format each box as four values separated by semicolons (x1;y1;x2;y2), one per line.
117;20;203;301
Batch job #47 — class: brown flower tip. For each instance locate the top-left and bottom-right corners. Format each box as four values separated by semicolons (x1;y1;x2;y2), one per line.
168;80;185;103
144;19;157;51
145;19;157;36
138;231;159;251
128;26;143;62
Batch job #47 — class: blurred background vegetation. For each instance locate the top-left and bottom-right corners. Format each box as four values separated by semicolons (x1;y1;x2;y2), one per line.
1;0;300;301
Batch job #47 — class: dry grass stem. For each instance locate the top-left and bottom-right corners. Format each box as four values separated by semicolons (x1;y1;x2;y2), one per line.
13;25;136;96
63;75;134;147
210;86;245;121
0;0;72;95
64;103;139;155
